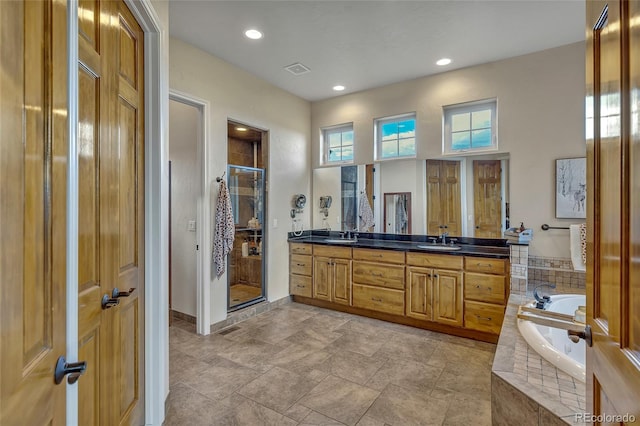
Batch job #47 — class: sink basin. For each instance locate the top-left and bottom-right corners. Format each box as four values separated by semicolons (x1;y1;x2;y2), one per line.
417;244;462;251
324;238;357;244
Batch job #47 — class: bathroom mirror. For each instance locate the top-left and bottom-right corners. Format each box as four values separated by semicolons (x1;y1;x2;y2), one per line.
312;153;509;237
384;192;411;233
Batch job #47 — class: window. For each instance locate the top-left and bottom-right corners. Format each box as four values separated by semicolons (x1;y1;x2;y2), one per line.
322;124;354;164
443;100;497;154
375;113;416;160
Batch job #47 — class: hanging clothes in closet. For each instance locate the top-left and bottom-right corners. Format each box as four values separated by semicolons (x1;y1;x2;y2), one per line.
213;178;235;277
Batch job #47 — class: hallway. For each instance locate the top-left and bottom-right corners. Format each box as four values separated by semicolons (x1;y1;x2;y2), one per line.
166;302;494;425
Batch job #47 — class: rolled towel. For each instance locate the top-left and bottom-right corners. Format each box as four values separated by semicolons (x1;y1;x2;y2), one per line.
570;224;586;271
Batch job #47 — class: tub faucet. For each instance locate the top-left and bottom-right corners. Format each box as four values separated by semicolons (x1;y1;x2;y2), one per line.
533;284;556;309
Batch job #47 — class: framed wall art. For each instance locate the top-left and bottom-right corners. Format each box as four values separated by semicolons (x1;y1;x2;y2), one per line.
555;157;586;219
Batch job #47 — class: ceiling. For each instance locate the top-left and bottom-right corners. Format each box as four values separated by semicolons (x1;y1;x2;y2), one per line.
169;1;586;102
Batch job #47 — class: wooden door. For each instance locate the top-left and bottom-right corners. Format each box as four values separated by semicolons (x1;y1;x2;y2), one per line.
0;0;68;423
426;160;461;236
442;161;462;236
77;0;145;424
473;160;502;238
332;258;351;305
406;267;433;320
426;161;444;235
586;0;640;419
313;256;332;301
433;270;463;327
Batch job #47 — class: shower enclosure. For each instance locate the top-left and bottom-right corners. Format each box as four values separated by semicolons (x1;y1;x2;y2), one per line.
227;165;266;310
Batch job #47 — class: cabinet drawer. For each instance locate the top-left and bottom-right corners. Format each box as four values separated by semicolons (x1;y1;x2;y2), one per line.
290;254;312;276
290;274;312;297
352;248;405;264
352;283;405;316
464;257;507;275
464;273;507;304
464;301;505;335
406;252;463;270
352;261;405;290
314;244;352;259
290;243;312;255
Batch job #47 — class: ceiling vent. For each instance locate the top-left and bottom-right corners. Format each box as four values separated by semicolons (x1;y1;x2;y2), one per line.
284;62;311;75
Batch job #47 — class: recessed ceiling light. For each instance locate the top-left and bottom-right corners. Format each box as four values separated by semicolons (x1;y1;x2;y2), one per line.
244;29;263;40
436;58;452;66
333;85;345;91
236;127;247;132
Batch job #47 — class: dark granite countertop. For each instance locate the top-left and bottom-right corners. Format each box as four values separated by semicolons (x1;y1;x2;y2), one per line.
288;231;510;259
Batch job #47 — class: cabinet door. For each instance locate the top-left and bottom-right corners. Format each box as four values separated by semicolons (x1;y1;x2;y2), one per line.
406;267;433;321
332;258;351;305
313;256;332;301
433;269;463;327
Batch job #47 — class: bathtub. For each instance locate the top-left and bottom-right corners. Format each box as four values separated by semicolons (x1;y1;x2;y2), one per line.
517;294;586;383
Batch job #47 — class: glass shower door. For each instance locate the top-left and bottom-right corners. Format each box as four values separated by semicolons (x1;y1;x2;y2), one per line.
227;165;266;310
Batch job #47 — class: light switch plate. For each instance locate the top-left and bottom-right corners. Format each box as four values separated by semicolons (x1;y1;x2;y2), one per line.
188;220;196;232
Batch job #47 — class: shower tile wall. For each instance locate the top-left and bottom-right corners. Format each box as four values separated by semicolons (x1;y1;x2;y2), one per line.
229;137;263;168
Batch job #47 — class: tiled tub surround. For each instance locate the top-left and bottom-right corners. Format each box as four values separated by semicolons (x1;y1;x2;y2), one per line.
492;293;586;425
527;256;586;293
509;244;586;297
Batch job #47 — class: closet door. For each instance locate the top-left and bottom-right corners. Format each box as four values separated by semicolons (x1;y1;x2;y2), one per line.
473;160;501;238
0;0;68;423
77;0;145;423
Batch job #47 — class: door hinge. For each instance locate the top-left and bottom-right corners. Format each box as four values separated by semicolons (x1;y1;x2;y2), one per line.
196;245;199;250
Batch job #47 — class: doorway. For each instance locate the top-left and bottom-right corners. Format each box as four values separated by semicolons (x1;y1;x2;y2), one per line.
227;121;268;310
169;99;202;327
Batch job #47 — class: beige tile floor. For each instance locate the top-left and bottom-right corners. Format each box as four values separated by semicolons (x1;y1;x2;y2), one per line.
166;302;496;426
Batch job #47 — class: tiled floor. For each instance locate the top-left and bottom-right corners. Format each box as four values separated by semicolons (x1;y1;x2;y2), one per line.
166;302;496;425
229;283;263;307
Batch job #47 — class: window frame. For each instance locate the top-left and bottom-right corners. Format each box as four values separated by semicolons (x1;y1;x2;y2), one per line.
443;99;498;155
374;112;417;161
321;123;354;165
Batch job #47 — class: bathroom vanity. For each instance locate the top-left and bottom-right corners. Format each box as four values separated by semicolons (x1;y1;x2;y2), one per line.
288;231;510;343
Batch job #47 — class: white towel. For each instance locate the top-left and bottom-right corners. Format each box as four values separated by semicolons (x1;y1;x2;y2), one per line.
358;194;375;231
213;180;235;277
570;224;586;272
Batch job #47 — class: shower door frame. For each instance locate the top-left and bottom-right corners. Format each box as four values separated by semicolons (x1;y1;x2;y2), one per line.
227;164;267;311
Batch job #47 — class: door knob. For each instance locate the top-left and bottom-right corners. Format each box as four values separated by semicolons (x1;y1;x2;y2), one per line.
101;294;120;309
54;356;87;385
112;287;135;298
567;325;593;347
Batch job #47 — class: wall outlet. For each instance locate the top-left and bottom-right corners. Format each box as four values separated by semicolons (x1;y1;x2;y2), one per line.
273;218;278;228
187;220;196;232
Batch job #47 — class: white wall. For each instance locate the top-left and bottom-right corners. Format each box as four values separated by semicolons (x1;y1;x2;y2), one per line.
311;42;586;257
169;99;200;316
312;167;342;230
169;38;311;325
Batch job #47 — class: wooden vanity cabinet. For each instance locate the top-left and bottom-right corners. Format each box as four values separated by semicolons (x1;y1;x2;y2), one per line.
289;242;509;343
405;253;463;327
289;243;313;297
312;245;352;305
463;256;509;335
352;248;405;315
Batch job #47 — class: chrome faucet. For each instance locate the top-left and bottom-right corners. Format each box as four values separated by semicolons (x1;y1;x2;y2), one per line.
440;231;449;245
